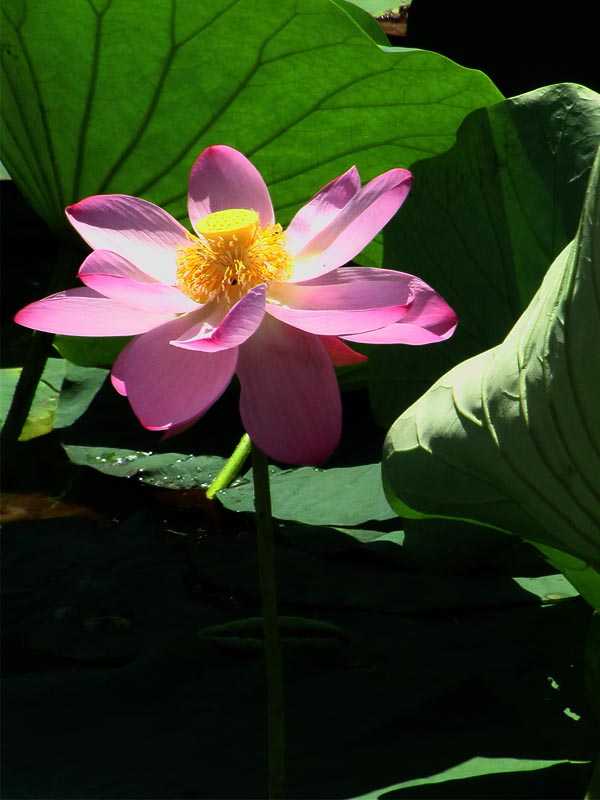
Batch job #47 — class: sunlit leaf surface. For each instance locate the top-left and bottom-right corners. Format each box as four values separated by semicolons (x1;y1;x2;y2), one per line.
1;0;501;237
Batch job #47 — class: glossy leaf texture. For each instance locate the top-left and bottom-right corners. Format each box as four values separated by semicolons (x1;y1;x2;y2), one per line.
216;462;395;525
369;84;600;425
383;145;600;581
0;0;501;238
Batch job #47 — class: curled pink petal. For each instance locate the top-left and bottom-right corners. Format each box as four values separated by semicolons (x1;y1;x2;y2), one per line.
188;146;274;229
266;302;407;335
112;315;237;430
14;288;175;336
274;267;415;306
289;169;413;281
342;287;458;344
79;250;199;314
236;314;341;466
112;372;127;396
320;336;368;366
171;285;266;352
66;195;189;283
285;166;361;255
267;267;418;334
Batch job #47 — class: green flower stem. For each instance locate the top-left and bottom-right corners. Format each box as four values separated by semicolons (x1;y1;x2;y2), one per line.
205;433;251;499
251;440;285;800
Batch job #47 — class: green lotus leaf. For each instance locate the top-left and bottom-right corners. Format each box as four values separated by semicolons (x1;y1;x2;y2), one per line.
0;0;500;238
370;84;600;426
383;146;600;582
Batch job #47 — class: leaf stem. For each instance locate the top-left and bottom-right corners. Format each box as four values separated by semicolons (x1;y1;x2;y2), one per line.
0;330;55;450
205;432;251;498
1;244;80;456
251;440;285;799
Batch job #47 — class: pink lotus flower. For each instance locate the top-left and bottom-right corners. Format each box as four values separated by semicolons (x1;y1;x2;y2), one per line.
15;146;457;465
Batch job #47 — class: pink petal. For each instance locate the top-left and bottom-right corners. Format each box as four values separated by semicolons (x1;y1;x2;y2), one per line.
79;249;159;284
266;301;407;335
285;166;361;254
267;267;417;334
171;285;266;352
187;146;274;230
236;314;342;466
159;414;206;440
111;315;237;430
14;288;175;336
342;286;458;344
320;336;368;366
78;250;199;314
289;169;413;281
66;195;190;283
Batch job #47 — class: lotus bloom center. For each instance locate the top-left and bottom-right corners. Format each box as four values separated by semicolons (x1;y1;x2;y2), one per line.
176;208;292;304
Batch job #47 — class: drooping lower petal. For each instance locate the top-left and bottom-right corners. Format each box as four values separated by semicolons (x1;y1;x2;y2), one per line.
112;315;237;430
66;195;189;283
285;166;361;255
187;145;274;230
267;268;419;334
171;285;266;352
266;301;408;335
342;287;458;344
236;314;342;466
79;250;199;314
14;288;177;336
289;169;413;281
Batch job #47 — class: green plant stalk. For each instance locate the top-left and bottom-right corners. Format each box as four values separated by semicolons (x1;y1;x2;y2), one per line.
0;330;55;449
251;440;285;799
1;245;80;455
205;433;251;498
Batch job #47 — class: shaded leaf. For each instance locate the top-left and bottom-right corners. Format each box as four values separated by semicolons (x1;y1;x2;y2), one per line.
1;361;107;440
54;364;108;428
198;615;346;656
217;462;395;526
383;143;600;573
63;444;226;490
54;335;130;369
512;574;580;603
190;533;544;614
370;84;600;425
0;359;64;440
351;757;589;800
535;544;600;611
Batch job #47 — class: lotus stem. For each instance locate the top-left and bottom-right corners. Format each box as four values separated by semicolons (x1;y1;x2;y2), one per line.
1;244;79;464
251;440;285;799
205;433;251;498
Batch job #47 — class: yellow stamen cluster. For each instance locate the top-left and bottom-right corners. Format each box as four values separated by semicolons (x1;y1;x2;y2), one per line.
176;208;292;305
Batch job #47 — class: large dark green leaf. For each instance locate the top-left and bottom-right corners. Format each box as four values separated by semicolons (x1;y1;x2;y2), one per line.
369;84;600;425
1;0;501;239
217;462;395;525
382;146;600;583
